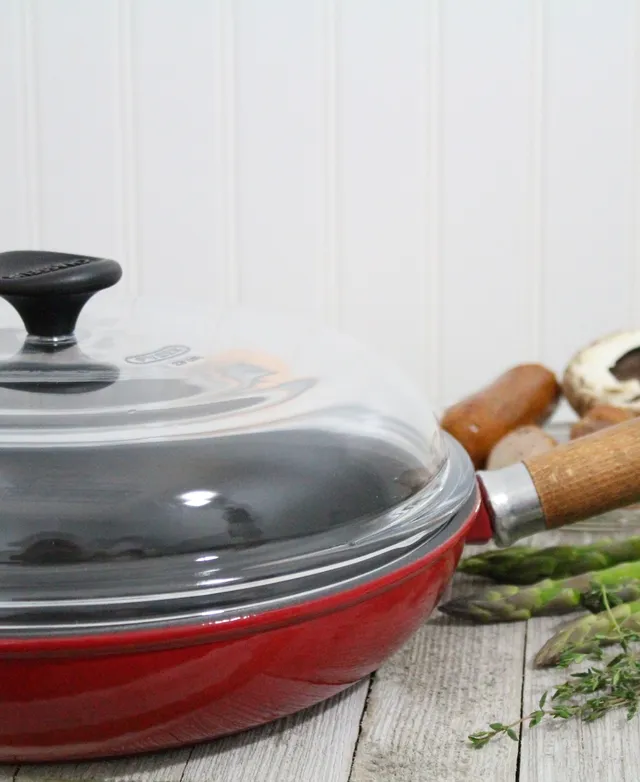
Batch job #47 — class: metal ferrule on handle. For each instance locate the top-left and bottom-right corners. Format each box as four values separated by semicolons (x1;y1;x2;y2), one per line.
478;416;640;547
477;464;545;547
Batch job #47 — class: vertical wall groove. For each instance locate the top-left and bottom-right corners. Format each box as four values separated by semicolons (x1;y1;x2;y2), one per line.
3;1;635;412
427;0;443;409
323;0;340;328
213;0;236;308
20;0;41;248
219;0;238;307
632;0;640;328
116;0;140;297
530;0;545;358
415;0;428;394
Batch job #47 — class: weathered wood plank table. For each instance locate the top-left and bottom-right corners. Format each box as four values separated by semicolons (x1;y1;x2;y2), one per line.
11;433;640;782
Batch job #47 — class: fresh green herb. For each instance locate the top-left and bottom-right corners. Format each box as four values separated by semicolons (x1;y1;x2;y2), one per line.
468;586;640;747
535;598;640;666
580;581;637;613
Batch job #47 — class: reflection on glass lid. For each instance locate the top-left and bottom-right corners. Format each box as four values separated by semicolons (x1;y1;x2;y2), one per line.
0;250;473;633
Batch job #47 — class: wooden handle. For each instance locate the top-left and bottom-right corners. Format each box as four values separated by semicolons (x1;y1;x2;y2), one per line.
524;416;640;529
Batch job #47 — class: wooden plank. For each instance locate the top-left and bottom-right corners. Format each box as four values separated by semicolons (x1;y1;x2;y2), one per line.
183;680;369;782
520;614;640;782
349;564;526;782
350;514;640;782
518;526;640;782
16;749;192;782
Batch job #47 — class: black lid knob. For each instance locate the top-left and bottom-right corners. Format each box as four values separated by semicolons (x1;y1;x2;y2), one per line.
0;250;122;342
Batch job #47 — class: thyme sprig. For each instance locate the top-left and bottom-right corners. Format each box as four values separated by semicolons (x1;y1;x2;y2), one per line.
469;587;640;747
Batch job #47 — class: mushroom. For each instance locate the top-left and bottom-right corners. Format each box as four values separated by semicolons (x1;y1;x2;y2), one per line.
569;404;636;440
563;330;640;416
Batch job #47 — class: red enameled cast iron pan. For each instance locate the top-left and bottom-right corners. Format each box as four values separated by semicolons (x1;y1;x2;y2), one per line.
0;251;639;763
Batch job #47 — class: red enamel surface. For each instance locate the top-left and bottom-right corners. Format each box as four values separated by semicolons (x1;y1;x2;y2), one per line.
464;492;493;543
0;492;479;763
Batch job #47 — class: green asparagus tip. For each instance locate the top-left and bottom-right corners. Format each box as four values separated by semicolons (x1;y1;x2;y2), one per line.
438;593;533;623
457;538;640;585
534;598;640;667
438;598;495;623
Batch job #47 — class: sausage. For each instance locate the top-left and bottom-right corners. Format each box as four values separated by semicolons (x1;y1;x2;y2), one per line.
486;425;557;470
440;364;561;468
569;404;636;440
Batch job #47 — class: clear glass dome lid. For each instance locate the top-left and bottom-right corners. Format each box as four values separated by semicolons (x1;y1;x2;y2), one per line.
0;251;475;633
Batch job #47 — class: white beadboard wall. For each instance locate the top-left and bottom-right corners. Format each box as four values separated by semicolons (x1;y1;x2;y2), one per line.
0;0;638;418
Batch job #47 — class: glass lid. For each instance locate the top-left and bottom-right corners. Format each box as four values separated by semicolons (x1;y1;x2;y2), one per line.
0;250;476;635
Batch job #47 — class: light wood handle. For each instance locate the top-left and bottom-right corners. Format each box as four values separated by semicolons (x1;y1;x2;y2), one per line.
524;416;640;529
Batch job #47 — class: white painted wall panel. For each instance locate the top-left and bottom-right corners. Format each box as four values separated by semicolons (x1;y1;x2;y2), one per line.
0;0;637;418
234;0;327;320
541;0;636;373
129;0;226;304
440;0;536;405
338;0;432;394
0;1;30;252
30;0;120;258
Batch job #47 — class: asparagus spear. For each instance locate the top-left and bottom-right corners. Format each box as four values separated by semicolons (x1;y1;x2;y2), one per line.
438;562;640;623
535;599;640;667
458;537;640;585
